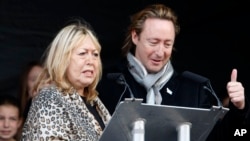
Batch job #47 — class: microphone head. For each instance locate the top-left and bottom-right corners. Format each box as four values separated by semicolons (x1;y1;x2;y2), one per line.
182;71;209;83
107;73;125;85
107;73;121;79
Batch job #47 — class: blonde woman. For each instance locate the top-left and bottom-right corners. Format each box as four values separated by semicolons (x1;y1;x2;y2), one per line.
21;20;111;141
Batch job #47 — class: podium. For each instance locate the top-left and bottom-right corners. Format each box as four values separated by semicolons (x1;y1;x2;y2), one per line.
99;98;229;141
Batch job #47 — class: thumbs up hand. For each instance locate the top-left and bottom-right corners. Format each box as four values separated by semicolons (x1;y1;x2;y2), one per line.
227;69;245;109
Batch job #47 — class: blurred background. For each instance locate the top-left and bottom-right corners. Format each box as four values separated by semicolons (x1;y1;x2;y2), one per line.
0;0;249;102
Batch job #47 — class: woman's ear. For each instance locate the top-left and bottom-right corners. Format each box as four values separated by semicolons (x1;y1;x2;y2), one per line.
18;117;23;128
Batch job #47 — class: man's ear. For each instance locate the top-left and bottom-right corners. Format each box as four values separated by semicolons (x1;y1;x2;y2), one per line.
131;30;138;45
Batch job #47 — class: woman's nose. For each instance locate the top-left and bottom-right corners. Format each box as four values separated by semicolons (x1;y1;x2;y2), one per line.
86;54;94;65
3;119;10;128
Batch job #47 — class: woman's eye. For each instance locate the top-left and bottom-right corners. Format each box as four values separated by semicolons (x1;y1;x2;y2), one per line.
79;52;86;55
10;117;18;121
93;53;99;57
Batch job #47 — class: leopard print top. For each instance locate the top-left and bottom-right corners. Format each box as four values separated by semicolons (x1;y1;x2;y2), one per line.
21;86;111;141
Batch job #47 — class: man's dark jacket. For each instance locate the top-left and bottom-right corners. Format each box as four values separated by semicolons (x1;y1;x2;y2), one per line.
97;59;249;141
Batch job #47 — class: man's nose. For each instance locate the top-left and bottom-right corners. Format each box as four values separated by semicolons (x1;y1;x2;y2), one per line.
155;44;164;56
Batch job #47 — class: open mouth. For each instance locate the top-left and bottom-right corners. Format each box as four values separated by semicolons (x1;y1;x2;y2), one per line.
83;70;93;76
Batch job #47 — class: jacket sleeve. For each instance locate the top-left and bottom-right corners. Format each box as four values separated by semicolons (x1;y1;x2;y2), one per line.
206;99;250;141
21;88;68;141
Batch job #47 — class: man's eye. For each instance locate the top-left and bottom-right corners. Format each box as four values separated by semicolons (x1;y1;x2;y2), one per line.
165;44;173;48
149;42;158;46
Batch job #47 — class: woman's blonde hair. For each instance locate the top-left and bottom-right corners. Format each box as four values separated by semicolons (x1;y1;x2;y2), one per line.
34;20;102;102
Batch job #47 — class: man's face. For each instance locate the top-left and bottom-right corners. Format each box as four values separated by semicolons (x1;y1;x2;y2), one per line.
132;18;175;73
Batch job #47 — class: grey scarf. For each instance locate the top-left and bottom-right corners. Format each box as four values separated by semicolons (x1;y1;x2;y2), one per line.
127;53;174;105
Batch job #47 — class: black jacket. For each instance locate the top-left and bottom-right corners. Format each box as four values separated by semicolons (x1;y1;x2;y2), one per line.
97;58;249;141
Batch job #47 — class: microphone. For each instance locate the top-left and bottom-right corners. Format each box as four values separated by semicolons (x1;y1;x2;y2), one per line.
182;71;222;107
107;73;126;85
203;82;223;107
182;71;208;83
107;73;135;109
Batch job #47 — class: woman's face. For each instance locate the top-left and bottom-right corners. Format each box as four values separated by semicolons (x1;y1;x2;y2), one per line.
0;105;21;141
67;35;100;95
27;65;43;97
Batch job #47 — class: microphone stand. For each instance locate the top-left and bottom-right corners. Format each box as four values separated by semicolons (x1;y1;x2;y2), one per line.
107;73;135;110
